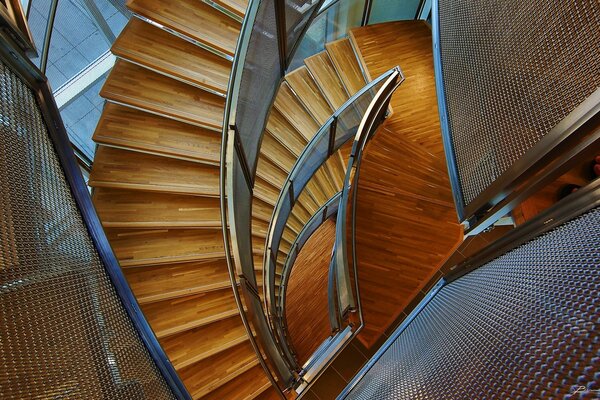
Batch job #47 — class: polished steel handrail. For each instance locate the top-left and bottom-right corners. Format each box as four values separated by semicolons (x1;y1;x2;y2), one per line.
263;69;398;323
0;22;190;400
333;68;403;321
220;0;332;393
273;193;342;361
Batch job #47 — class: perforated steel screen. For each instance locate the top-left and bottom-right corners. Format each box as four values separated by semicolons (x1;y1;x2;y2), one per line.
345;206;600;399
0;62;175;399
438;0;600;205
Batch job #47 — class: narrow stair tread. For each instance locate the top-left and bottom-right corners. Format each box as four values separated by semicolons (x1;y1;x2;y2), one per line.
89;146;219;197
105;227;225;267
305;50;350;109
142;289;239;338
160;315;248;370
93;103;220;165
274;82;320;142
325;38;367;96
101;60;224;130
112;18;230;94
179;341;259;399
127;0;241;56
93;187;221;228
123;259;230;304
199;364;271;400
285;66;334;125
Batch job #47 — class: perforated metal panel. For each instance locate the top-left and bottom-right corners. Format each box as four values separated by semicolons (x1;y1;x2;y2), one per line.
0;61;175;399
345;207;600;399
438;0;600;205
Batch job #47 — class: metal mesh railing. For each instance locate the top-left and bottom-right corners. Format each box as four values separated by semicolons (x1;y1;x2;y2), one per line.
344;206;600;400
0;60;175;399
437;0;600;207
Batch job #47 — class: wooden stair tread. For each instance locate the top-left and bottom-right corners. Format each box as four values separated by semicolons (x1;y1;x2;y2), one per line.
285;66;334;125
123;259;230;303
265;109;307;156
101;60;224;130
93;104;220;165
211;0;248;18
93;188;221;228
105;228;225;267
199;364;271;400
142;289;239;338
305;50;350;109
326;38;367;96
89;146;219;196
253;177;281;206
274;82;320;142
127;0;241;56
255;156;287;190
259;133;296;173
160;315;248;370
112;19;231;94
253;385;280;400
252;198;274;223
179;341;259;399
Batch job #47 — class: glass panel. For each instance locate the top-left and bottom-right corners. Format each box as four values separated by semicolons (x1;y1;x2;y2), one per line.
288;0;365;72
285;0;321;58
368;0;421;24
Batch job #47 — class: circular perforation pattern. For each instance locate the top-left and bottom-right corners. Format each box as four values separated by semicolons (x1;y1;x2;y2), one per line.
347;207;600;399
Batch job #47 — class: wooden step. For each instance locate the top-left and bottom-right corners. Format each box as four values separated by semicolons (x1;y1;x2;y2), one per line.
253;177;281;206
255;156;287;190
142;289;239;338
252;198;274;223
127;0;241;56
326;38;367;96
112;19;231;94
105;228;225;267
179;341;259;399
199;364;271;400
285;66;334;124
290;199;311;223
305;51;350;109
211;0;248;19
123;259;230;304
89;146;219;196
253;385;280;400
160;315;248;370
101;60;224;130
274;82;320;142
259;133;296;173
93;188;221;228
265;109;307;156
93;104;220;165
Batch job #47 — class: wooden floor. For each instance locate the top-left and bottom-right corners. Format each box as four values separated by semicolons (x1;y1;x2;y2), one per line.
349;21;462;348
285;220;336;365
350;21;445;156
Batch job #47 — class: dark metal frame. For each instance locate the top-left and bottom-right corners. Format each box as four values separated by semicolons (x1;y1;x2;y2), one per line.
432;0;600;229
0;28;190;400
337;176;600;400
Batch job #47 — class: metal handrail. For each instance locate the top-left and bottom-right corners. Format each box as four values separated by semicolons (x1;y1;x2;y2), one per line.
334;67;403;329
0;22;190;400
263;69;398;322
273;193;342;361
220;0;333;394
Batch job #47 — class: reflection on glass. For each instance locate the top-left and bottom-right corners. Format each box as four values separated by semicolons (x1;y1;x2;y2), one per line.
288;0;365;72
368;0;421;24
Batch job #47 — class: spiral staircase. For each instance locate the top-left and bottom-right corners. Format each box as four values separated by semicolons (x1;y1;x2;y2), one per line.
86;0;371;398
